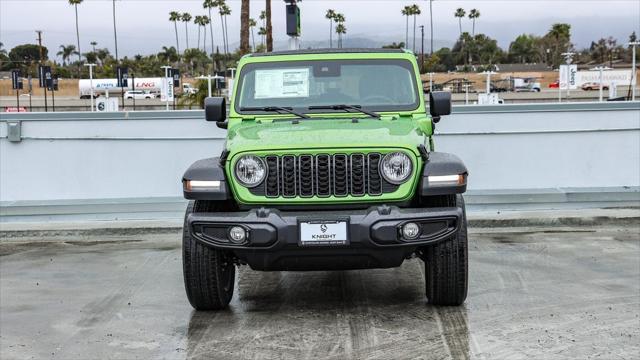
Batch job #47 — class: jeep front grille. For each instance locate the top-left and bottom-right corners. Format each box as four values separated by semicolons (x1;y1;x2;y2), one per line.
250;153;398;198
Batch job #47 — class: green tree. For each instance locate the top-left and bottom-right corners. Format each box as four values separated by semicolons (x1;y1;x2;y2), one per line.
544;23;572;67
169;11;182;55
454;8;465;36
509;34;539;63
158;46;180;63
68;0;83;64
325;9;337;48
468;9;480;36
382;42;405;49
83;51;97;64
182;13;193;49
57;44;78;66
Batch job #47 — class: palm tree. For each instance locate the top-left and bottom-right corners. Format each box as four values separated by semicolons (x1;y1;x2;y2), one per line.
220;4;232;54
249;18;257;51
240;0;251;54
401;6;411;49
266;0;273;52
410;4;421;53
259;10;266;48
325;9;336;48
202;16;210;53
203;0;216;60
90;41;97;53
468;9;480;36
454;8;465;36
212;1;227;55
57;44;78;66
68;0;83;64
182;13;192;49
258;27;267;51
169;11;181;55
112;0;119;62
194;16;204;50
336;23;347;49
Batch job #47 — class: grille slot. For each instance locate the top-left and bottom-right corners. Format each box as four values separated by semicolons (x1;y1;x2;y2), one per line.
282;155;296;197
265;156;279;197
251;153;400;198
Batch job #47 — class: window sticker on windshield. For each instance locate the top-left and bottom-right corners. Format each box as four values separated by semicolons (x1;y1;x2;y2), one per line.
254;68;309;99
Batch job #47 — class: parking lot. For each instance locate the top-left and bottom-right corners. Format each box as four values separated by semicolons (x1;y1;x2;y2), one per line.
1;225;638;359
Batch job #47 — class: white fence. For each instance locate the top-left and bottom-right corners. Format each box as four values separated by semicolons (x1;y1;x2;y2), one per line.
1;102;638;220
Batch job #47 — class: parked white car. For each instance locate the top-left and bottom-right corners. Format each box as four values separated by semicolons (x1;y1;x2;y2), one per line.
124;90;154;100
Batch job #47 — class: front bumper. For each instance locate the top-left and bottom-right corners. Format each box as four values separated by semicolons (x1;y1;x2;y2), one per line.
187;205;462;271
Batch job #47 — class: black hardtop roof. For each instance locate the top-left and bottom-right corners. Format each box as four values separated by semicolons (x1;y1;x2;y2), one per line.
249;48;406;57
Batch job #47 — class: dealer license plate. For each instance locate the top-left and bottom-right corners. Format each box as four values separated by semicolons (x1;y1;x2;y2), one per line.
299;220;349;246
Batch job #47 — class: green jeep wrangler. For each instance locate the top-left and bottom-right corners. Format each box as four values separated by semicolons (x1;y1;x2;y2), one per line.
181;49;468;310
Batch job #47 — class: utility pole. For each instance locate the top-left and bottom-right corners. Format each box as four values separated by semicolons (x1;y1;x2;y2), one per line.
630;41;639;101
36;30;47;112
429;0;434;55
419;25;425;73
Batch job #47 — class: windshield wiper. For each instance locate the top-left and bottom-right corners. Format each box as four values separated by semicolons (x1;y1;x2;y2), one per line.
308;104;380;119
240;106;310;119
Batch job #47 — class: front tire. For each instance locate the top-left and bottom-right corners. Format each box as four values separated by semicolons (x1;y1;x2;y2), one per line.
423;195;468;306
183;200;236;310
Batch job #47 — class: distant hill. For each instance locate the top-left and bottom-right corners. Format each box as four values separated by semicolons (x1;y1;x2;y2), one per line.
269;35;453;52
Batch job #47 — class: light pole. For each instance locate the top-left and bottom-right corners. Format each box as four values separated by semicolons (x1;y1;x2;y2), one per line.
419;25;425;73
429;0;434;55
630;41;639;101
593;66;612;102
84;63;96;112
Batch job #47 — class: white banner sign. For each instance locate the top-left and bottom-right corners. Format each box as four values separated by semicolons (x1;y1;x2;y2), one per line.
161;77;174;102
576;70;632;86
559;65;578;90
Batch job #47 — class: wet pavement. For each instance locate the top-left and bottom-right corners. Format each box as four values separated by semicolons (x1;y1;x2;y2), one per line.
1;226;639;359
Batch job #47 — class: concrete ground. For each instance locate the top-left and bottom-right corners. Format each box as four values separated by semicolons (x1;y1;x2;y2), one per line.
1;225;639;359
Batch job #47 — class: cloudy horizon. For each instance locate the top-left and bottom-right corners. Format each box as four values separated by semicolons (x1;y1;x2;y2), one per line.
1;0;638;61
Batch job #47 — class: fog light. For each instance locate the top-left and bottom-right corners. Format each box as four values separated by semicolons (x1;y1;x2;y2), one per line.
228;226;247;243
402;222;421;240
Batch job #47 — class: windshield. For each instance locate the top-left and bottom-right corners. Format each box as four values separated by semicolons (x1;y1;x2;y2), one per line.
235;59;419;114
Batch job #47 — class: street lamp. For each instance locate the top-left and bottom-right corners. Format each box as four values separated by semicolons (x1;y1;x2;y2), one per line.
592;66;612;102
630;41;639;101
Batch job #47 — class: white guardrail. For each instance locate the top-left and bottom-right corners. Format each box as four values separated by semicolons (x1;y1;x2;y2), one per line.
1;102;639;221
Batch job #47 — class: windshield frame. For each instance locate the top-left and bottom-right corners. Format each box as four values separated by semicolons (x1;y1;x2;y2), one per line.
233;58;421;116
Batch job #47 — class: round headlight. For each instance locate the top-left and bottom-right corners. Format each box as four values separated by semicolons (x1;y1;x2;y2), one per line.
380;152;413;184
234;155;266;187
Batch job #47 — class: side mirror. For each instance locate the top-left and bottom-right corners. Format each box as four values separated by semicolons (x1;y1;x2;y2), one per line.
429;91;452;123
205;97;227;129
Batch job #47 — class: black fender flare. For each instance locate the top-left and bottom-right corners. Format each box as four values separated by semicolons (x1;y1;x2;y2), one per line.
420;152;468;196
182;157;231;200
